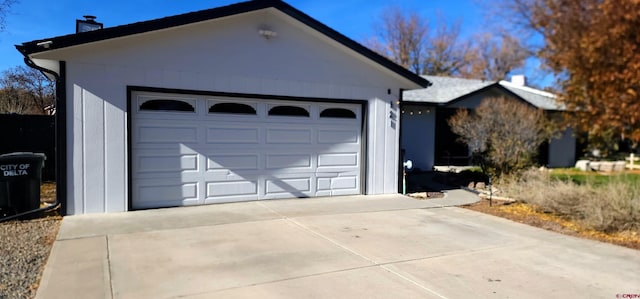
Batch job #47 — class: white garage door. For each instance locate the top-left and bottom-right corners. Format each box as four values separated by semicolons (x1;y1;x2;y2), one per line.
131;92;363;209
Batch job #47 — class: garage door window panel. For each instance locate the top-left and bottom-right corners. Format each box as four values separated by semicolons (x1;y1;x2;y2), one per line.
268;105;310;117
320;108;356;119
209;102;257;115
139;99;195;112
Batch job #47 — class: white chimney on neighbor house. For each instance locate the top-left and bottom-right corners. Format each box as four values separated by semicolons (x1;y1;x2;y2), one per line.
511;75;526;86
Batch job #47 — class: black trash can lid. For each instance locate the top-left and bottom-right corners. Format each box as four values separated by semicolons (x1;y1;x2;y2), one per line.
0;152;46;160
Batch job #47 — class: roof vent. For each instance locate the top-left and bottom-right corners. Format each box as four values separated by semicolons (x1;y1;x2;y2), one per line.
76;15;103;33
511;75;526;86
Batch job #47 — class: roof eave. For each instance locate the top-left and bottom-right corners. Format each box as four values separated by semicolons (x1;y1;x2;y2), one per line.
18;0;279;55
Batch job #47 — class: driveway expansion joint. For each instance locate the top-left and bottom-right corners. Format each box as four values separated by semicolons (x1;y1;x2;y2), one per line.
283;217;455;299
106;235;114;299
260;203;461;299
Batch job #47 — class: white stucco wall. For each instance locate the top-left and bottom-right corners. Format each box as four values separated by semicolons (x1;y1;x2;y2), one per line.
31;9;420;214
401;105;436;171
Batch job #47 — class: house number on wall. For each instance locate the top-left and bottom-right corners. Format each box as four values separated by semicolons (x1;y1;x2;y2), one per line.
390;110;397;129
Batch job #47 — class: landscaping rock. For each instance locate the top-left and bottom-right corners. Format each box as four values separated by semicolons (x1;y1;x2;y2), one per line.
407;192;445;199
575;160;590;171
600;162;615;172
0;217;61;299
575;160;628;173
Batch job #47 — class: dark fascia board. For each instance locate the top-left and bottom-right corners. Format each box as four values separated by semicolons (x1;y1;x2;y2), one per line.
16;0;431;88
442;82;541;110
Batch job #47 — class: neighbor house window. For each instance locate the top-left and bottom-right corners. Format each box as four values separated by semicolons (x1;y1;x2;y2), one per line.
268;106;310;117
320;108;356;119
140;99;195;112
209;103;257;115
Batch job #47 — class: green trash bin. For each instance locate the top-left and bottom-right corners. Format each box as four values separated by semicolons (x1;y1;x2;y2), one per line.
0;152;46;218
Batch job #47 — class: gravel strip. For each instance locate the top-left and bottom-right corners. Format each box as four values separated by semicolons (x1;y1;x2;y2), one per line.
0;216;61;299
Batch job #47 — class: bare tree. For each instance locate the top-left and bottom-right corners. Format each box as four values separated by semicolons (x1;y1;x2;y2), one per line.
448;97;556;176
367;7;474;76
447;109;489;154
368;6;427;74
0;66;55;114
423;18;474;76
0;87;34;114
367;6;531;79
0;0;17;31
460;32;532;81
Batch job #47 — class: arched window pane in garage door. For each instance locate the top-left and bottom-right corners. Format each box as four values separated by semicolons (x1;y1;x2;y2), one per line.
320;108;356;118
268;106;309;117
209;103;257;114
140;99;195;112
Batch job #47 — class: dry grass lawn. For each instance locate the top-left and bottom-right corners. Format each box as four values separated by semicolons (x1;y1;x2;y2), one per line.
464;199;640;250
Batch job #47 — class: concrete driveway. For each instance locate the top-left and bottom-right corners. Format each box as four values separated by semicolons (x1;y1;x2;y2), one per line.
37;192;639;298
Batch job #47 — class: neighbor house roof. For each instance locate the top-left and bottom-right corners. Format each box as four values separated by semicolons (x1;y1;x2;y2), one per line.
403;76;494;104
497;80;562;110
16;0;430;88
404;75;563;110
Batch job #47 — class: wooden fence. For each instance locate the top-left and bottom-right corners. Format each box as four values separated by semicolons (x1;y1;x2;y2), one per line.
0;114;55;181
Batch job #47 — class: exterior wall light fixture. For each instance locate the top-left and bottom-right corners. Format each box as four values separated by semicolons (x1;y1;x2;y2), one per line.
259;29;278;39
36;41;53;48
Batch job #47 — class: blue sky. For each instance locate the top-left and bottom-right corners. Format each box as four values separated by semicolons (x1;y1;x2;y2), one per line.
0;1;484;69
1;1;554;86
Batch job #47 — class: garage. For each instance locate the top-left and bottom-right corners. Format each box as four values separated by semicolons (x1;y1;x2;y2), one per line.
131;91;363;209
18;0;430;215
